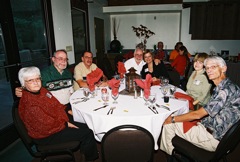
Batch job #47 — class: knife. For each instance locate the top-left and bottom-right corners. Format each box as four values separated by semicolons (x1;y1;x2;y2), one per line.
93;105;108;111
148;106;157;114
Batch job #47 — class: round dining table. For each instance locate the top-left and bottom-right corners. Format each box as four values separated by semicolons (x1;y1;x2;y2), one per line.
70;85;189;150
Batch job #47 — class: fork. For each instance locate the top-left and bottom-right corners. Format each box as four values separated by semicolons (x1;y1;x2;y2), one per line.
107;107;116;115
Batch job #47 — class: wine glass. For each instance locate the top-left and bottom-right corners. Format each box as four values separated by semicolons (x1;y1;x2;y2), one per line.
143;94;149;106
161;86;169;96
111;91;119;104
148;93;156;108
101;92;109;105
170;86;177;96
162;78;169;86
83;88;90;98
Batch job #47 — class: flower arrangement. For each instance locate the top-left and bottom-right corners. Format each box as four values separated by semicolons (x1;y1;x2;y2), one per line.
132;25;155;50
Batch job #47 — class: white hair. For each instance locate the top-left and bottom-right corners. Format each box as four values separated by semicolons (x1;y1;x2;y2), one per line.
204;56;226;68
18;66;41;86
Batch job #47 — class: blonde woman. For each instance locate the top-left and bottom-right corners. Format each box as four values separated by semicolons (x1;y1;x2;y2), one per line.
186;53;211;108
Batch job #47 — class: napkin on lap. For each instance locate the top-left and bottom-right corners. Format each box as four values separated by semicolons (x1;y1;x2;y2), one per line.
87;68;103;91
135;74;152;98
108;78;120;95
174;92;194;110
183;120;200;133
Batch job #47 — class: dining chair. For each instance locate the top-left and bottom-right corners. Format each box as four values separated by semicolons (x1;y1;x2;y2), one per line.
101;125;154;162
12;101;84;162
171;120;240;162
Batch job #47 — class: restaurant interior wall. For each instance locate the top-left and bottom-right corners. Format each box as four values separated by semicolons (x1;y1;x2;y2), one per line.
104;3;240;55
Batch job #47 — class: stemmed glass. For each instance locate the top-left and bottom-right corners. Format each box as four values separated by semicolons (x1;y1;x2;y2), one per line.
83;88;90;99
119;73;124;84
101;92;109;105
111;91;119;104
162;78;169;86
161;86;169;96
170;86;177;96
143;94;149;105
148;93;156;108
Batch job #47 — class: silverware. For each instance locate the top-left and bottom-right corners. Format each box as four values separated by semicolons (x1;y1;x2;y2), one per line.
107;107;116;115
71;97;85;100
152;106;158;114
155;103;170;111
148;106;157;114
72;98;89;104
93;105;108;111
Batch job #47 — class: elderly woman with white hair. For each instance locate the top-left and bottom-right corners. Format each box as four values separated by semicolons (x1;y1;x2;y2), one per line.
18;66;98;162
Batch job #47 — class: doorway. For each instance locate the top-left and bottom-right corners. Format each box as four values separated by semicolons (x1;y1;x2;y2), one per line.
94;17;105;64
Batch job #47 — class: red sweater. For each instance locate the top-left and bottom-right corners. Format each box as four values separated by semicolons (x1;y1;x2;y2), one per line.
171;55;188;76
19;87;69;139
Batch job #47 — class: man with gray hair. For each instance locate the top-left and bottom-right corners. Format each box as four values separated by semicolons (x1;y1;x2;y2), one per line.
160;56;240;155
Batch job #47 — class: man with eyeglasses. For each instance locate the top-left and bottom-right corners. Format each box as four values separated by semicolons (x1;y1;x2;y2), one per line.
124;47;146;75
73;51;107;90
16;49;74;116
160;56;240;157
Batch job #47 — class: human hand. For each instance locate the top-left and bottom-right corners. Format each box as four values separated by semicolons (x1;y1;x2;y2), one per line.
15;87;23;97
68;110;73;116
154;59;161;65
67;122;79;129
163;115;172;125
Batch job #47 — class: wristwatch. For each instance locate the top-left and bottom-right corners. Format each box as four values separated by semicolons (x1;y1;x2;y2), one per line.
171;116;175;123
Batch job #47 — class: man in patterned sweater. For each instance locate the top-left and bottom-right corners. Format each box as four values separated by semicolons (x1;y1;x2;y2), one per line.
16;49;73;116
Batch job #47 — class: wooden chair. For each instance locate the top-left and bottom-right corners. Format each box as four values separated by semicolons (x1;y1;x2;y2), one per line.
172;120;240;162
101;125;154;162
12;101;84;162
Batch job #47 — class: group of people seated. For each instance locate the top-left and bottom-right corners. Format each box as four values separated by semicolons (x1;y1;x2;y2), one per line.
15;43;240;161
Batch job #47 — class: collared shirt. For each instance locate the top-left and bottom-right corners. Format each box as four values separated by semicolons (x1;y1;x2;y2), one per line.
41;65;74;105
124;57;145;75
73;62;97;91
186;70;211;105
201;78;240;140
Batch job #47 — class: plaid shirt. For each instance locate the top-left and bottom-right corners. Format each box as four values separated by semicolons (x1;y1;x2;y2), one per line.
201;78;240;140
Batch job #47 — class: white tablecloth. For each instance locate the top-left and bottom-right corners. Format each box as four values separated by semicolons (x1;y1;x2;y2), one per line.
70;85;189;150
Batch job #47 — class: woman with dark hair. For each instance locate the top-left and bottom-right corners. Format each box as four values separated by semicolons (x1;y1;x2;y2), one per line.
141;50;169;83
171;46;190;78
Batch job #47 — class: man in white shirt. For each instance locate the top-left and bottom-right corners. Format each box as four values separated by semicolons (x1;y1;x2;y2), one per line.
124;47;145;75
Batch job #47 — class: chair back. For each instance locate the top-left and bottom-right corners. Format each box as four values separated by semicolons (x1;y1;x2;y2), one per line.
101;125;154;162
12;101;41;157
212;120;240;161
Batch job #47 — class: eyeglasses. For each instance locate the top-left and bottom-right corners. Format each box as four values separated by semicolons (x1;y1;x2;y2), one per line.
54;57;69;62
84;56;93;60
25;77;41;84
135;54;143;57
205;65;219;71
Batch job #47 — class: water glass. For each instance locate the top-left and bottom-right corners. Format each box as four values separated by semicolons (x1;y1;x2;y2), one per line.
161;86;168;96
143;94;149;106
170;86;177;95
101;92;109;105
148;93;156;108
111;92;119;104
83;88;90;98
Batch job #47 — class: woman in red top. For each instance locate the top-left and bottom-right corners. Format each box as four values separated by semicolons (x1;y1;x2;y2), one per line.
18;66;98;161
171;46;189;77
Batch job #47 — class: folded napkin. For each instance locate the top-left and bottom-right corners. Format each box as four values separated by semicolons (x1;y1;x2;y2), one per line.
86;68;103;91
108;78;120;96
117;62;126;79
135;74;152;98
174;92;194;110
183;120;200;133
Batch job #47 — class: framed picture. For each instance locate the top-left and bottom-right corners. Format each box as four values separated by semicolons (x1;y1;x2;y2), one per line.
220;50;229;60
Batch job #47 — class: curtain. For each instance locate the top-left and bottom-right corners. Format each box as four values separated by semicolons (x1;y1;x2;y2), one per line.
189;2;240;40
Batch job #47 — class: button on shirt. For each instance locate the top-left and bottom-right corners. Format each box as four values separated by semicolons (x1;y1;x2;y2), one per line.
201;78;240;140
